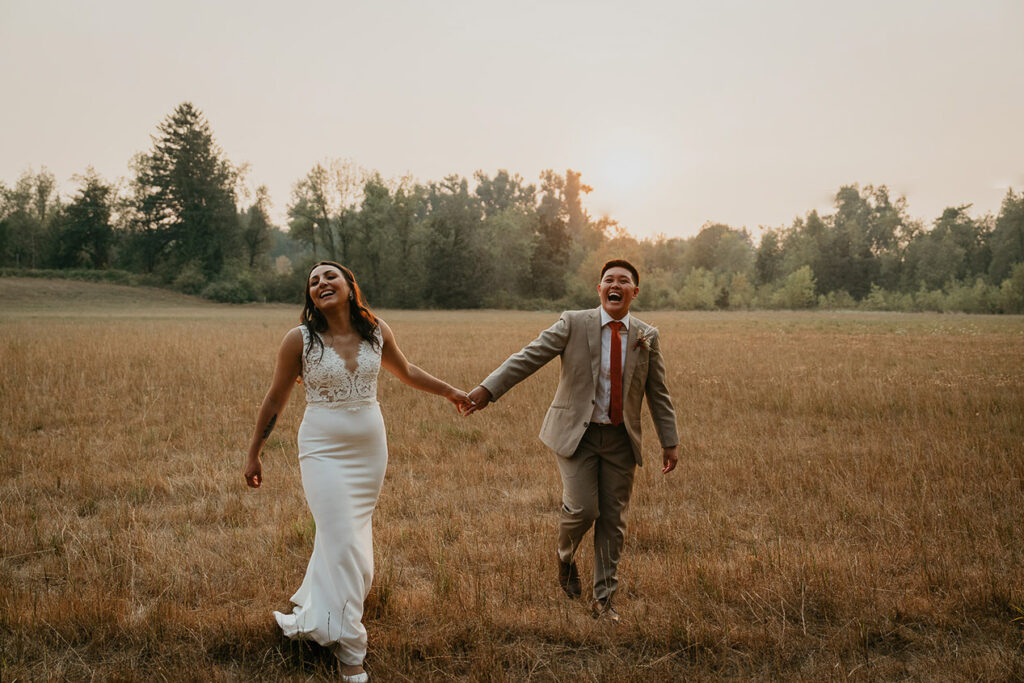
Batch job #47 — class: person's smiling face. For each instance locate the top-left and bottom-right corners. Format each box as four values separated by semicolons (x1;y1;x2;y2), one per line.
308;265;351;311
598;266;639;319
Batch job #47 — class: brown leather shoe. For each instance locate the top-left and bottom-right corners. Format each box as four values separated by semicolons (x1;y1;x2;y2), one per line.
590;599;620;624
558;557;581;599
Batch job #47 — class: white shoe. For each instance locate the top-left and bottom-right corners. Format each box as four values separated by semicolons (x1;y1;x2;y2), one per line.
341;672;368;683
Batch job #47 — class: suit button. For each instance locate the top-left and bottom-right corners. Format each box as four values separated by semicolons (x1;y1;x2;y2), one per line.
591;399;595;404
583;421;589;427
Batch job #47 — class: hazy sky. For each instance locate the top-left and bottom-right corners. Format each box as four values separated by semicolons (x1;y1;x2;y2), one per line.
2;0;1022;240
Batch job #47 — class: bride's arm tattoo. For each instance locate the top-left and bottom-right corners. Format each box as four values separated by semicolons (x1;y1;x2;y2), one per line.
261;414;278;440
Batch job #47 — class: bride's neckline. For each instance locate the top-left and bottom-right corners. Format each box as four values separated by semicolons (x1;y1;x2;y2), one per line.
317;333;370;375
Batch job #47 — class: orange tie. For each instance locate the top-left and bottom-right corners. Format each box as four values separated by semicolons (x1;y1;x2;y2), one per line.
608;321;623;425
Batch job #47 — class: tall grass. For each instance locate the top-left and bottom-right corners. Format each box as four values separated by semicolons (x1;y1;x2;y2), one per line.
1;280;1022;680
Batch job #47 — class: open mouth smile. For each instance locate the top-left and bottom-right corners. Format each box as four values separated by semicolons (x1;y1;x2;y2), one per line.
607;292;623;302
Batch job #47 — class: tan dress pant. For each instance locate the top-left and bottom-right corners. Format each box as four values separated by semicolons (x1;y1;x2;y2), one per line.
556;423;636;603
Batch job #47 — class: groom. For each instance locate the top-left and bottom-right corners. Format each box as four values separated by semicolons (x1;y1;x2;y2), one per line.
464;259;678;621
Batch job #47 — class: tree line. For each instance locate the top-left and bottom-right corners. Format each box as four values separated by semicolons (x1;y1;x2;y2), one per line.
2;102;1023;313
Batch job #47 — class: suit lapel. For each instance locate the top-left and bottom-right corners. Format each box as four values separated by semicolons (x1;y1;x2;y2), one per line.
622;319;641;392
587;307;602;388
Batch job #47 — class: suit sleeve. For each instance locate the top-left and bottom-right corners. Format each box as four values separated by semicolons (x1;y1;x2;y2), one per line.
479;314;571;401
644;331;679;448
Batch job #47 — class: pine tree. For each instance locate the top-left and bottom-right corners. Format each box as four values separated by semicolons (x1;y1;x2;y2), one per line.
132;102;238;277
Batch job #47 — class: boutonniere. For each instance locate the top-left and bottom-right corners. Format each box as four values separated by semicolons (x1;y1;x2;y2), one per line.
634;327;656;351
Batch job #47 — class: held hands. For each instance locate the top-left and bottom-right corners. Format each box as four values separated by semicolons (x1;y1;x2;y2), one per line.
447;388;475;414
461;385;492;416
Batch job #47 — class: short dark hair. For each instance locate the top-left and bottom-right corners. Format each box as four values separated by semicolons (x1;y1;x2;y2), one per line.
601;259;639;286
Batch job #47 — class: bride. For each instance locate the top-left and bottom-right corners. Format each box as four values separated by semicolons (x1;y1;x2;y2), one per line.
244;261;470;681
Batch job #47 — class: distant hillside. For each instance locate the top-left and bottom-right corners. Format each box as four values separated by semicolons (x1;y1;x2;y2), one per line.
0;277;218;314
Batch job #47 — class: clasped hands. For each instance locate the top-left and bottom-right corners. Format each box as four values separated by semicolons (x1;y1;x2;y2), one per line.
446;385;491;415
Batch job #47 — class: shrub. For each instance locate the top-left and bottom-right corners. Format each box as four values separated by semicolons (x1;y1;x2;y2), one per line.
944;278;999;314
771;266;817;309
0;267;139;286
996;263;1024;314
724;273;754;310
172;262;207;295
818;289;857;310
675;268;716;310
862;284;889;311
913;284;946;312
201;266;264;304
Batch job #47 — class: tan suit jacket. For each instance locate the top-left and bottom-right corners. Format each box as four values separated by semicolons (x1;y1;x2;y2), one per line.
480;308;678;465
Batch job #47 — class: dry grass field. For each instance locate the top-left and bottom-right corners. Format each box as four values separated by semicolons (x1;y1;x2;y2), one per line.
1;277;1022;681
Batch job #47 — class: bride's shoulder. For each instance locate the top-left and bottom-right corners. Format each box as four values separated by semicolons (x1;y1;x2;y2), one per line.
281;326;307;352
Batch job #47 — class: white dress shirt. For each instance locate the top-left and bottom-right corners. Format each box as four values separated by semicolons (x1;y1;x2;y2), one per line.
590;308;630;424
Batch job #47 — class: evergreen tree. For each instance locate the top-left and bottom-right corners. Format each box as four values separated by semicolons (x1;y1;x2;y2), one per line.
132;102;239;277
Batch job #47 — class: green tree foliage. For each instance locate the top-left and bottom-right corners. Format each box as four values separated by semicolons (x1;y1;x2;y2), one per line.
349;174;396;302
998;262;1024;313
685;223;752;276
132;102;239;277
780;210;826;283
989;188;1024;283
0;168;60;268
771;265;817;309
813;185;911;297
424;175;488;308
676;268;717;310
480;204;535;306
725;272;754;309
755;229;783;285
530;171;571;299
287;159;368;264
384;181;429;307
6;111;1024;312
474;169;539;304
474;169;535;219
239;186;273;269
55;170;114;269
901;205;991;290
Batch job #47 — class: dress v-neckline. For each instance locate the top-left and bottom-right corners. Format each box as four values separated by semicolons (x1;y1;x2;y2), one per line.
323;339;366;375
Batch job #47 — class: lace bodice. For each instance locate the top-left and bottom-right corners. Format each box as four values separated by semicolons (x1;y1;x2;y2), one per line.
300;326;382;407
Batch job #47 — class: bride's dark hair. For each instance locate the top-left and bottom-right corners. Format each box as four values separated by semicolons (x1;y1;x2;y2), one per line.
301;261;380;358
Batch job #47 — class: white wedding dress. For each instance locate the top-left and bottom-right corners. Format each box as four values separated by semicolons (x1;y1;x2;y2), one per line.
274;325;388;666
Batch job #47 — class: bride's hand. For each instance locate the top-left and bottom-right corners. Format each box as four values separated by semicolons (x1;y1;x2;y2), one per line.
244;456;263;488
447;388;474;414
